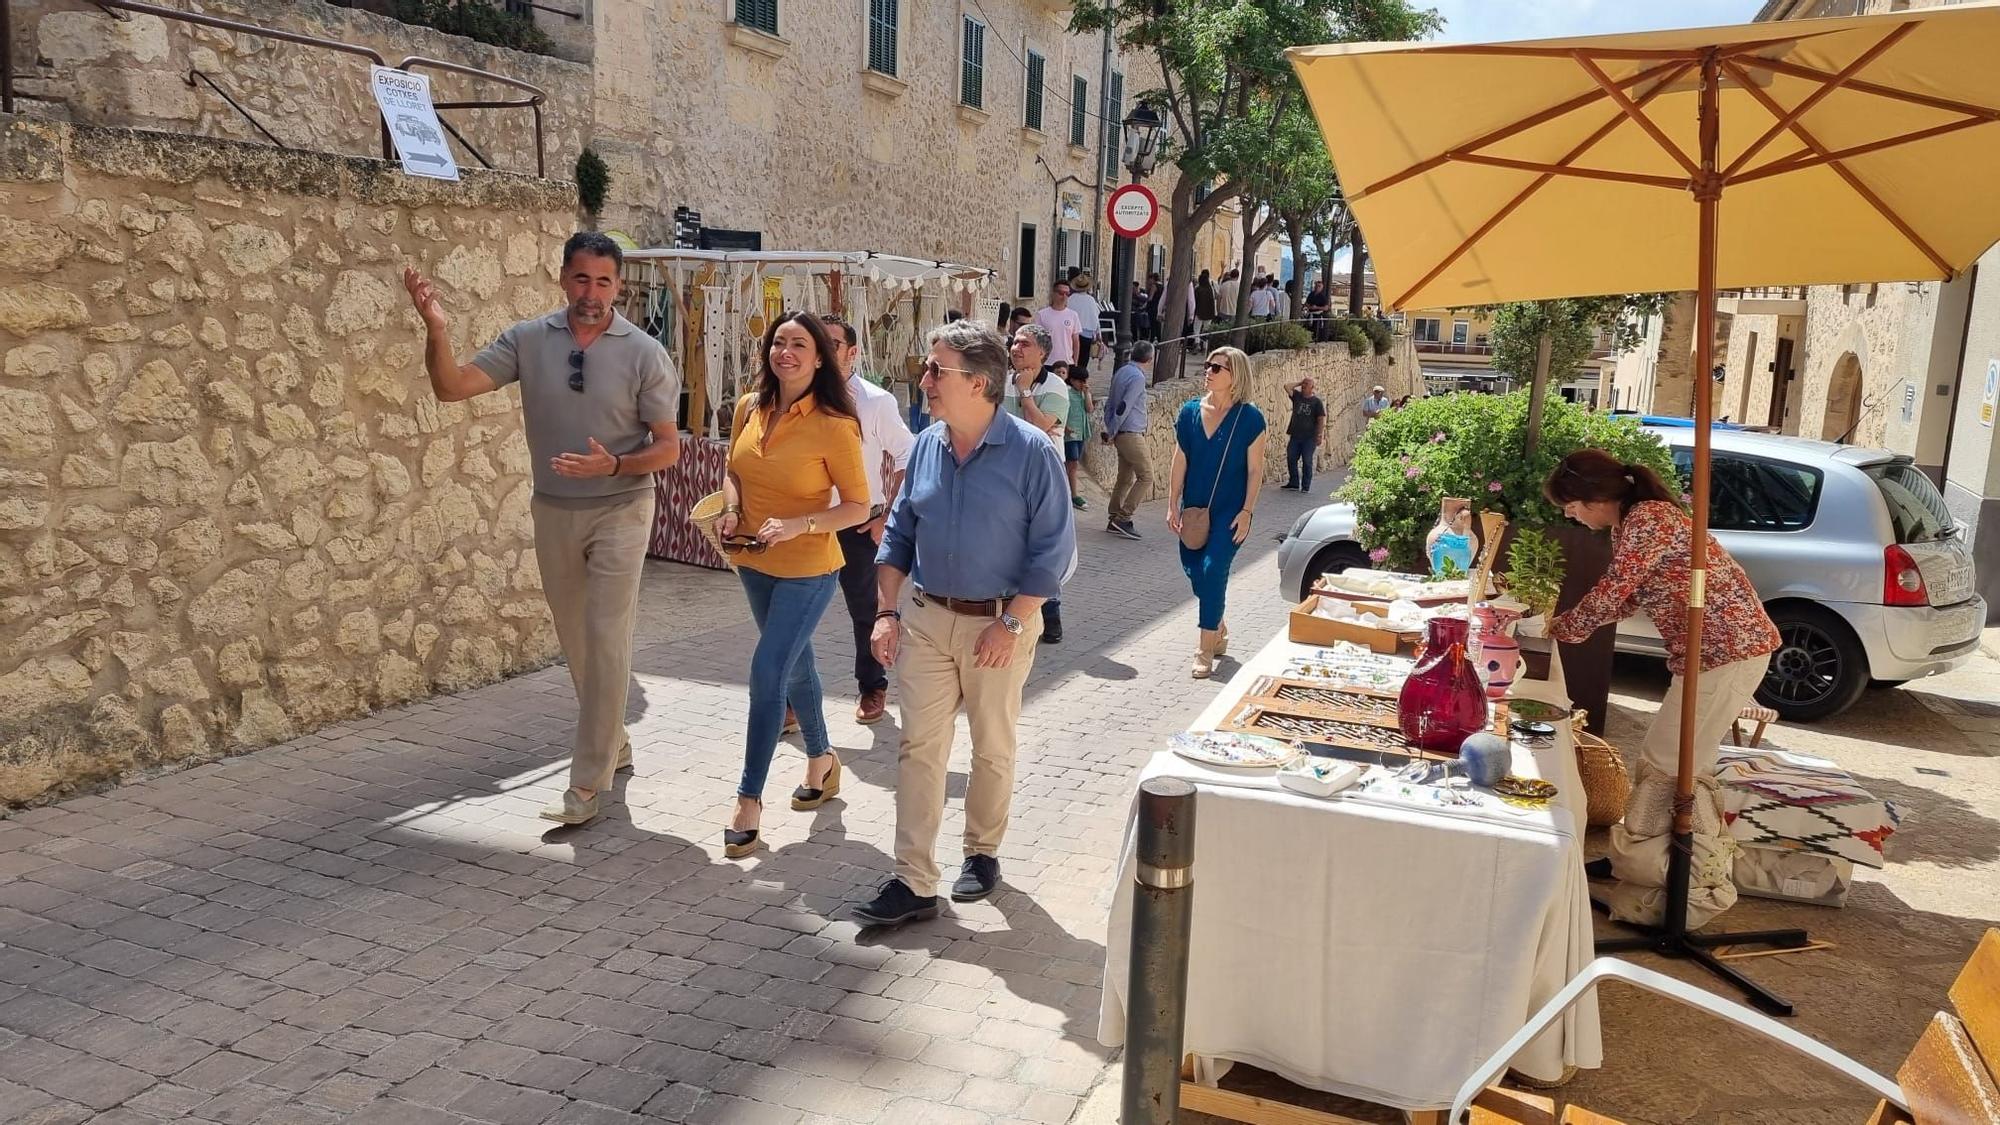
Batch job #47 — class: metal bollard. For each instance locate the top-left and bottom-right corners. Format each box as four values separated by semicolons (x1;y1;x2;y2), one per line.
1122;777;1197;1124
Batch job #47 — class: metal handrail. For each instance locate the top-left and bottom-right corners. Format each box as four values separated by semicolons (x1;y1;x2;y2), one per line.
0;0;550;176
186;68;286;149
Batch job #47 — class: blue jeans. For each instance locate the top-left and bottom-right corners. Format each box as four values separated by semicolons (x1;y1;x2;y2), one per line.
737;568;838;800
1286;435;1318;490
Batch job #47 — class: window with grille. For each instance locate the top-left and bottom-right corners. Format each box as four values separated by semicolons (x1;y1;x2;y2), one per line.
734;0;778;35
960;16;986;109
867;0;898;76
1024;49;1046;129
1070;75;1088;147
1103;71;1124;180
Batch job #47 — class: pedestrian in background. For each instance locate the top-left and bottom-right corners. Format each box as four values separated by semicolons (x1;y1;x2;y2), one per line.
1033;280;1082;367
716;312;870;858
1145;273;1166;341
1068;274;1103;373
1362;383;1391;426
1062;363;1092;512
1193;269;1216;349
855;321;1075;927
821;316;915;727
1282;375;1327;492
1006;305;1034;345
1101;340;1153;541
1216;268;1241;327
1004;326;1070;642
1168;346;1267;679
404;232;681;828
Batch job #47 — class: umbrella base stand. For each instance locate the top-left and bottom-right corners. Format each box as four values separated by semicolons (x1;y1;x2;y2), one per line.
1586;833;1812;1018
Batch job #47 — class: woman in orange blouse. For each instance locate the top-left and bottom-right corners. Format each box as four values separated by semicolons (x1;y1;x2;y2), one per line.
717;312;869;858
1545;448;1780;925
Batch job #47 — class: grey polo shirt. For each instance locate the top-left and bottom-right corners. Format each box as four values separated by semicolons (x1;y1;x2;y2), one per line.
471;308;681;503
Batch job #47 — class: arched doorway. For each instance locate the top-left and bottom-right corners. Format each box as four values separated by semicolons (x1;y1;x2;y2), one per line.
1821;352;1863;443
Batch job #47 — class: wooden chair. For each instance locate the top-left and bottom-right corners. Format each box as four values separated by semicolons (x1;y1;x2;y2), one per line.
1453;929;2000;1123
1730;702;1779;748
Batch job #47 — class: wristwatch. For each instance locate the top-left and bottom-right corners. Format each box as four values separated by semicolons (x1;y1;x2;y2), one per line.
999;613;1024;636
805;515;818;534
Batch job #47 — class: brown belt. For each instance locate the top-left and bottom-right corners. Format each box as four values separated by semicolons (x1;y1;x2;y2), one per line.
915;590;1004;618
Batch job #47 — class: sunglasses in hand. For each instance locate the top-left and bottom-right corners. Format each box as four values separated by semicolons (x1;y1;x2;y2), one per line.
719;534;769;554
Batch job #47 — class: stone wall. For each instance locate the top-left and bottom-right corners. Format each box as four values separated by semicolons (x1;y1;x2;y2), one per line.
8;0;590;185
1084;335;1423;501
0;119;574;805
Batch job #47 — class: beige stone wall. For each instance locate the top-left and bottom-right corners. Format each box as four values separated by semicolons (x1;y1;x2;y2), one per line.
0;120;573;805
1084;336;1422;499
8;0;590;184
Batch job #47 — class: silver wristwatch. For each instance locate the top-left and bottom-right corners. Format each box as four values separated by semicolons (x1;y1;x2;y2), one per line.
999;613;1024;636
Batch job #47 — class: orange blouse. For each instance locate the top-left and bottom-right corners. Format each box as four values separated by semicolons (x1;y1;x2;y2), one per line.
728;393;866;579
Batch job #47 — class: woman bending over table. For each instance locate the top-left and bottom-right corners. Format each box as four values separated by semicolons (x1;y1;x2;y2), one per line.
1168;347;1266;680
1543;448;1779;926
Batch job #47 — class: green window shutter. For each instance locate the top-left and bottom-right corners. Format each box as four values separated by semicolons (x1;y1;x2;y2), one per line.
1024;50;1045;129
867;0;897;76
961;17;985;109
1103;71;1124;180
735;0;777;36
1070;74;1087;147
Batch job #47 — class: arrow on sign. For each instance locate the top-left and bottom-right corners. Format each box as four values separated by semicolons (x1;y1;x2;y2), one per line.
408;152;450;167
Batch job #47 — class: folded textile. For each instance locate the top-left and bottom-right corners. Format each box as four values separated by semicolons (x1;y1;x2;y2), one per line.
1714;748;1899;869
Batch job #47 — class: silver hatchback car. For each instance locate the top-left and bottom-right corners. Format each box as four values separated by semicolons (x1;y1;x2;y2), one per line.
1275;426;1986;721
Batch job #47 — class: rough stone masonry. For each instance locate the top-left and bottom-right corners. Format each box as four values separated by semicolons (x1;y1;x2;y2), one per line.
0;118;575;805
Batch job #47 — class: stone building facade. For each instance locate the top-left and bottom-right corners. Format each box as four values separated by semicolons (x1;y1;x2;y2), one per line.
0;120;573;803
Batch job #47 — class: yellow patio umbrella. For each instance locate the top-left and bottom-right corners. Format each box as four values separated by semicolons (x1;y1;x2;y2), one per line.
1289;3;2000;1017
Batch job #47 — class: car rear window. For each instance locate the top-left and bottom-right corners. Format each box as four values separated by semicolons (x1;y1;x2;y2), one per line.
1867;461;1955;543
1671;450;1822;531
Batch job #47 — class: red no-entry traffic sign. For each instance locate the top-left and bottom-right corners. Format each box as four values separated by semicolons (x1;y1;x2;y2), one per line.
1107;184;1159;239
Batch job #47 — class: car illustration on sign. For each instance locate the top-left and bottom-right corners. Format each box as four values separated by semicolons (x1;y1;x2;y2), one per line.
394;114;443;147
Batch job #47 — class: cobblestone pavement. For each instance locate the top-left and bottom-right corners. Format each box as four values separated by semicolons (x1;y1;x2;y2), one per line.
8;472;2000;1125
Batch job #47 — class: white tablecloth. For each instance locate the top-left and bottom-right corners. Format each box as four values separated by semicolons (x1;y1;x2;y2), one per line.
1098;632;1602;1112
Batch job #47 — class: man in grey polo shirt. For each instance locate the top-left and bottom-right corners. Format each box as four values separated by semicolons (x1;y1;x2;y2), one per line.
404;231;681;827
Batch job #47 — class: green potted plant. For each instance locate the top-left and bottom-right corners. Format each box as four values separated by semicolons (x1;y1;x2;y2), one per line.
1501;528;1565;679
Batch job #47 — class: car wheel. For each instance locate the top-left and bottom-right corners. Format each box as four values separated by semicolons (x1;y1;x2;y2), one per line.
1299;542;1370;603
1757;604;1868;722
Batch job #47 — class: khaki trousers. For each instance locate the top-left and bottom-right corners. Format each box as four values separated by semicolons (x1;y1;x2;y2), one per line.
1110;431;1154;525
1635;654;1769;777
893;596;1043;897
532;490;654;793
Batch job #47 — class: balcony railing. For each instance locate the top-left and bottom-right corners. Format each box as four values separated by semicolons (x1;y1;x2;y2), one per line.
1718;286;1807;300
1414;340;1493;356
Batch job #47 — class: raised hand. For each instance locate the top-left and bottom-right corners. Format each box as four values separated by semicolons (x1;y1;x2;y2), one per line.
402;267;447;332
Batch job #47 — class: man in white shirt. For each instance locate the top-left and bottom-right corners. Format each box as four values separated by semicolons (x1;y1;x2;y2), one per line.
823;317;916;724
1067;273;1103;372
1248;278;1279;322
1032;280;1082;366
1216;268;1240;324
1362;383;1392;425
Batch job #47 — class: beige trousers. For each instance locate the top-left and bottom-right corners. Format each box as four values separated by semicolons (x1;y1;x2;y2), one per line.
1635;654;1769;777
893;596;1043;897
532;490;655;793
1110;431;1154;525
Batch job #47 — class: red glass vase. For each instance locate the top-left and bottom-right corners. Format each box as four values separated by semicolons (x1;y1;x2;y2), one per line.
1397;617;1489;754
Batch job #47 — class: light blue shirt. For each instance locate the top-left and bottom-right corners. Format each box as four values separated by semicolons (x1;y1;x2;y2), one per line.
1105;362;1149;435
876;410;1076;600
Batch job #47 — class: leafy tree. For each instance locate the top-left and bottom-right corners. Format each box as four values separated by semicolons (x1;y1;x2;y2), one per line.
1480;296;1665;387
1073;0;1440;374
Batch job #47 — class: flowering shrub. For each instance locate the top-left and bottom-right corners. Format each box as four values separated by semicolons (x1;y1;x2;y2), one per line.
1339;391;1675;571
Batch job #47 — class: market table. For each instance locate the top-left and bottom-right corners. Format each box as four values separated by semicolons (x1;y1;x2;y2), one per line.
1098;630;1602;1119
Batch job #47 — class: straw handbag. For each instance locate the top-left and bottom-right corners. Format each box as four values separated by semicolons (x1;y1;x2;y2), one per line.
691;394;759;570
1574;729;1631;828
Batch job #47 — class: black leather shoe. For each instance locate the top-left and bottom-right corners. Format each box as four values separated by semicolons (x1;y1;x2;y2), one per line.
952;855;1001;902
852;879;939;928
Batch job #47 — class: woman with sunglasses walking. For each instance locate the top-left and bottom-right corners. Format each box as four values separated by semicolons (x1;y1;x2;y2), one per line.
716;312;869;857
1168;347;1267;678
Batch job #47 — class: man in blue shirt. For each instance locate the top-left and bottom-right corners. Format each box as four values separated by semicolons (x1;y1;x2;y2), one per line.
855;321;1076;927
1100;340;1154;541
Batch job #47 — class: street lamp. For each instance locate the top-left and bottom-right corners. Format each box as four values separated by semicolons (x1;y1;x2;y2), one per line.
1114;103;1166;362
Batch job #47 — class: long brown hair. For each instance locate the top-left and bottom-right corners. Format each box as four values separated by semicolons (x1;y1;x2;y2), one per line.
756;311;855;419
1543;448;1679;515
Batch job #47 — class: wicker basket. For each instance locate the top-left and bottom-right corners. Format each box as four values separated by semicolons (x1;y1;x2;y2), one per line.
1574;730;1630;828
688;490;736;571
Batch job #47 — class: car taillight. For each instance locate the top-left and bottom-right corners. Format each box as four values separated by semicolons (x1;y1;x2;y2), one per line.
1883;545;1929;607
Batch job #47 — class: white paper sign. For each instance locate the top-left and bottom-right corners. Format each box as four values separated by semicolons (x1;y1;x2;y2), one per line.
370;66;459;181
1983;359;1998;429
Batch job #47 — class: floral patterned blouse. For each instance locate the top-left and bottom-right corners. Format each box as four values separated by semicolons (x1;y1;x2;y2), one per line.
1551;501;1780;677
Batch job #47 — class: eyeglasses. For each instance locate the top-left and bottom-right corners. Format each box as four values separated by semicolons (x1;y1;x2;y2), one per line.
922;359;977;379
568;349;586;393
718;535;769;554
1202;361;1228;373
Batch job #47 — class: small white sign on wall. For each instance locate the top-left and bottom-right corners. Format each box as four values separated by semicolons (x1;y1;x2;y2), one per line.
1983;359;1998;429
370;66;459;181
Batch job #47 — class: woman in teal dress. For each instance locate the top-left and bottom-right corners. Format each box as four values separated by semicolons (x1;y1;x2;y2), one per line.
1168;346;1268;679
